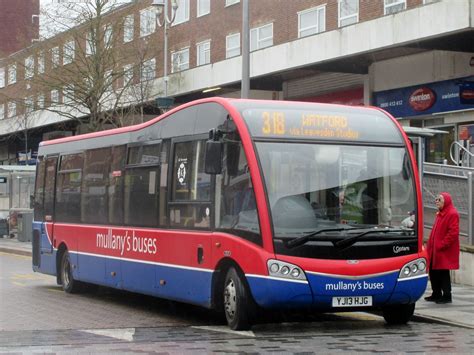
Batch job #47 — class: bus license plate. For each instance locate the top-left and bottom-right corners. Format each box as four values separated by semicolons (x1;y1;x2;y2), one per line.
332;296;372;307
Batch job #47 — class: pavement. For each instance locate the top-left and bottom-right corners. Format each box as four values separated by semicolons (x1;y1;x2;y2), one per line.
1;237;473;329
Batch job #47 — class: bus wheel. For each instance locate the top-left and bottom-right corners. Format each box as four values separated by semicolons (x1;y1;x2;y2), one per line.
60;250;81;294
382;303;415;325
223;267;253;330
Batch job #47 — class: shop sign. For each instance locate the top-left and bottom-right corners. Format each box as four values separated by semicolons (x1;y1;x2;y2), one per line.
408;87;436;111
373;76;474;118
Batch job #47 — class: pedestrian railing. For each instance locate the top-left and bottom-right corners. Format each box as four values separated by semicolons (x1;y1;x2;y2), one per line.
423;162;474;246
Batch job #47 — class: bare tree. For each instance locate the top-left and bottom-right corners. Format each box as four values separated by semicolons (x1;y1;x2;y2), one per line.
27;0;160;133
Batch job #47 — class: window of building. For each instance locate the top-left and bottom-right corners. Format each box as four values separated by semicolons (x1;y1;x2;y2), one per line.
226;32;240;58
8;64;16;85
0;103;4;120
81;148;110;224
170;139;211;229
250;23;273;52
197;40;210;66
86;30;95;56
0;68;4;88
104;24;113;47
56;153;84;223
63;85;74;104
338;0;359;27
25;56;34;79
25;96;35;114
140;7;156;37
197;0;210;17
141;58;156;81
37;93;45;109
51;89;59;105
7;102;16;118
123;14;134;43
225;0;239;6
171;48;189;73
63;40;75;65
123;64;134;86
384;0;406;14
37;52;45;74
173;0;190;25
124;143;161;227
298;5;326;38
51;46;60;68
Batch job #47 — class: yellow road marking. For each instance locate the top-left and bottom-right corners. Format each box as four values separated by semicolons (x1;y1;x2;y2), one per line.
0;252;31;260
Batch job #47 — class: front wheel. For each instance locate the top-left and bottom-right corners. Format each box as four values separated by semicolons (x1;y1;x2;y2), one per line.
60;250;82;293
382;303;415;325
223;267;254;330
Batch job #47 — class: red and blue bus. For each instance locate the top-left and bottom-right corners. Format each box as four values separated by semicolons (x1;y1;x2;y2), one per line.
32;98;427;330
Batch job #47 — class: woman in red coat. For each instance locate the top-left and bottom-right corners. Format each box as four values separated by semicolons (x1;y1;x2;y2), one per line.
425;192;460;304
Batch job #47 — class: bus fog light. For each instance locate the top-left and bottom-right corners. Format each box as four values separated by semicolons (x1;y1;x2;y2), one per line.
290;268;300;278
280;266;290;275
270;263;280;273
411;264;418;273
403;266;411;275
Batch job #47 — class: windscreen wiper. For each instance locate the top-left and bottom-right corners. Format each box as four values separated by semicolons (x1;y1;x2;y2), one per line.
285;228;355;249
334;228;415;249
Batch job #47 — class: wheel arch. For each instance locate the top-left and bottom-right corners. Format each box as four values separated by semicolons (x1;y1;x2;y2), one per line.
211;257;248;310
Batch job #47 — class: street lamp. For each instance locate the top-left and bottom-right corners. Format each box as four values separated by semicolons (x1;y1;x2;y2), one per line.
152;0;179;100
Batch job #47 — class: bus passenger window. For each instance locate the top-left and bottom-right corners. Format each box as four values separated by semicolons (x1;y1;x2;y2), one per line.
82;148;110;224
124;143;160;228
56;153;83;223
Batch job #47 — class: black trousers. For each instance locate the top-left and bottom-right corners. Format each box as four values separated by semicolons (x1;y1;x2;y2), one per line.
429;269;452;297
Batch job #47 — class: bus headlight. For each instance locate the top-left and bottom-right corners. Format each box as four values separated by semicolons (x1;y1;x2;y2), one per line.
398;258;427;279
267;259;307;281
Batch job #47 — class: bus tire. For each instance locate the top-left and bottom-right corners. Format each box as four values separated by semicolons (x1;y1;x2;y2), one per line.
382;303;415;325
223;267;253;330
60;250;81;294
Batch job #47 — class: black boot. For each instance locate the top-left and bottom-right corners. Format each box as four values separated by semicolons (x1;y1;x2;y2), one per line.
435;295;452;304
424;294;441;302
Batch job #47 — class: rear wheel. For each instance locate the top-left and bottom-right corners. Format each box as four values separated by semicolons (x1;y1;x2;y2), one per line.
382;303;415;325
223;267;254;330
60;250;82;293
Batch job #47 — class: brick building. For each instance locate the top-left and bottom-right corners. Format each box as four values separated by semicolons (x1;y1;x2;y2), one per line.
0;0;40;58
0;0;473;165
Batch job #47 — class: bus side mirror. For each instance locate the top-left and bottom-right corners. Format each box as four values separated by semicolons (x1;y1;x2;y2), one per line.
205;140;223;174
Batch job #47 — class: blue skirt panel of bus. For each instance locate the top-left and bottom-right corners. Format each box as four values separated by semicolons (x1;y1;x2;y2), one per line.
386;275;428;304
73;252;213;308
246;276;313;308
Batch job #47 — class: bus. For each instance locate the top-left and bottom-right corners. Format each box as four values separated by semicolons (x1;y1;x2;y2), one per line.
32;98;427;330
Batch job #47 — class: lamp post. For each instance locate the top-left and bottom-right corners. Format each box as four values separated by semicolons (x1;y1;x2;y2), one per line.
152;0;178;99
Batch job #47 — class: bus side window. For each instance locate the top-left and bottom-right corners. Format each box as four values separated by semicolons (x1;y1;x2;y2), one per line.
43;156;58;220
82;148;110;224
33;156;46;221
124;143;160;227
108;145;126;225
169;139;211;229
55;153;83;223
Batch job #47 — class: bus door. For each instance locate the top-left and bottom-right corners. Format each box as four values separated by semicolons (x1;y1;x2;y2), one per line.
165;138;213;305
32;155;58;274
42;156;58;254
